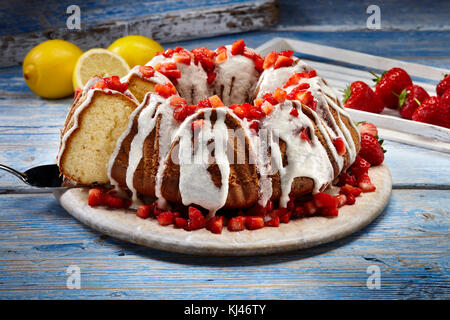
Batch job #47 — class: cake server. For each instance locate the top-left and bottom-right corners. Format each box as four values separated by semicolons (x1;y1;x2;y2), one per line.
0;164;63;188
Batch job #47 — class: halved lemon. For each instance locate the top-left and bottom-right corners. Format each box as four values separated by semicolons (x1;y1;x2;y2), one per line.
72;48;130;90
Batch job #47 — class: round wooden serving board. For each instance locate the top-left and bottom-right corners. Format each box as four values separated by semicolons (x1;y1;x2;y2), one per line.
54;164;392;256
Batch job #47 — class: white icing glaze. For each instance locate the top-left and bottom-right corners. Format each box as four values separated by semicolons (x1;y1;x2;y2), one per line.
120;93;178;206
212;45;260;105
255;58;312;99
175;108;230;214
146;55;210;105
259;100;334;207
121;65;170;87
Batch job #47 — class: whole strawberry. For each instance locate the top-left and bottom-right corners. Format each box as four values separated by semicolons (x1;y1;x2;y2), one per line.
343;81;384;113
436;74;450;97
398;84;430;120
372;68;412;108
441;88;450;107
435;90;450;128
411;96;442;126
358;133;385;166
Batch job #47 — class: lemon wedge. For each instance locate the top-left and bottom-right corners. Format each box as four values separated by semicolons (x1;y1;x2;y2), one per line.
73;48;130;90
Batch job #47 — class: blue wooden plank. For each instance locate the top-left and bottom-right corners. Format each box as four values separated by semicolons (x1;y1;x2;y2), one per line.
2;0;449;36
0;0;272;35
0;190;448;299
276;0;450;30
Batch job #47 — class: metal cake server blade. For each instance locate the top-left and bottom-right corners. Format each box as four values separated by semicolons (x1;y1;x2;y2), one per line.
0;164;64;188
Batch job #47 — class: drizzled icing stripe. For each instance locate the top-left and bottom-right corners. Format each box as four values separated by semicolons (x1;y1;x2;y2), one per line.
176;108;230;215
120;65;170;86
259;100;335;208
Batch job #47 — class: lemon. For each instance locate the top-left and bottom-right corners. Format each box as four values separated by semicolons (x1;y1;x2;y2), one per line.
108;35;164;68
72;48;130;90
23;40;83;99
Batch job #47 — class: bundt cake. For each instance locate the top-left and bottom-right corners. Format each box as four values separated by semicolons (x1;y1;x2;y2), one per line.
58;40;361;216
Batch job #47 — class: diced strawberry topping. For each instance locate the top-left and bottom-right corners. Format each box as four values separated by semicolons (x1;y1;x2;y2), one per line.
227;216;245;232
292;206;305;219
273;88;287;102
264;217;280;227
206;71;216;85
173;52;191;65
308;70;317;78
346;193;356;205
333;137;346;156
169;96;187;108
357;173;376;192
245;216;264;230
284;72;308;88
215;51;227;64
173;104;197;122
261;101;274;115
349;155;371;178
279;50;294;57
209;95;224;107
338;172;357;187
191;119;205;131
206;216;223;234
231;40;246;55
279;211;292;223
320;207;339;217
340;184;362;197
300;128;311;144
262;93;279;105
335;194;347;208
269;207;288;219
74;86;82;100
96;76;128;93
191;47;216;73
139;65;155;78
313;192;337;209
263;51;278;69
290;107;299;117
136;205;152;219
88;188;103;207
157;211;179;226
184;206;206;231
103;194;124;209
162;48;175;58
155;82;177;98
174;217;188;229
303;200;317;216
274;55;294;70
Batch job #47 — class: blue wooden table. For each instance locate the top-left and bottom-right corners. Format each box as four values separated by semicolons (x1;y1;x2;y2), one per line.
0;0;449;299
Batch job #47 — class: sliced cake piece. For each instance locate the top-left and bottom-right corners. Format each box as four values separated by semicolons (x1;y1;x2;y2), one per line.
58;76;138;185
